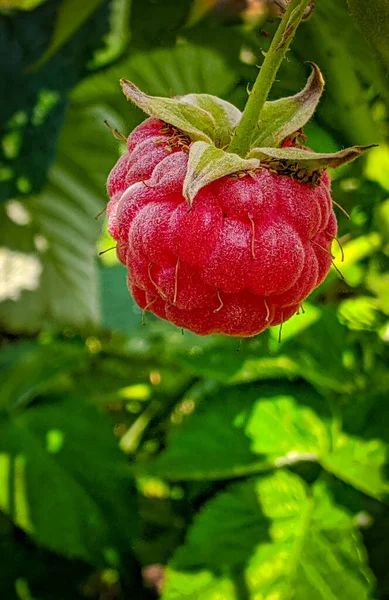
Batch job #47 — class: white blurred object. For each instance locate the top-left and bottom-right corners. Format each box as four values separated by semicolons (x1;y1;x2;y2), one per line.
0;248;42;302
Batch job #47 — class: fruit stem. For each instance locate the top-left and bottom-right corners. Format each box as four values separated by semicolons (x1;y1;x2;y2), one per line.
228;0;312;157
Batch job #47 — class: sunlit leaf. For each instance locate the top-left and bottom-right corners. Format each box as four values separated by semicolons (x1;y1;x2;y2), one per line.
92;0;131;68
338;296;384;331
150;363;389;500
149;382;331;481
163;472;374;599
365;144;389;191
0;0;48;9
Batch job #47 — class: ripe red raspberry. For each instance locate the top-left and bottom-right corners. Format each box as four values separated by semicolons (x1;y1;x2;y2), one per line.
107;118;337;337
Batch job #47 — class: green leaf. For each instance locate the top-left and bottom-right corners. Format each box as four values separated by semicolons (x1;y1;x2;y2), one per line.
269;302;322;344
0;0;108;204
253;62;324;148
363;502;389;599
0;0;48;9
321;392;389;500
365;146;389;192
91;0;131;68
249;144;376;172
348;0;389;69
183;141;260;204
292;0;386;146
149;357;389;500
130;0;193;48
72;43;238;107
0;104;117;332
0;396;138;564
100;264;144;335
323;436;389;501
0;511;91;600
29;0;105;70
162;472;374;599
171;310;352;393
275;310;358;394
0;188;100;332
149;382;331;481
0;341;86;413
337;296;384;331
186;0;217;26
174;341;301;384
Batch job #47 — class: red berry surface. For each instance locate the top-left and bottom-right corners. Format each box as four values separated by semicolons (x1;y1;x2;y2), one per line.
107;118;337;336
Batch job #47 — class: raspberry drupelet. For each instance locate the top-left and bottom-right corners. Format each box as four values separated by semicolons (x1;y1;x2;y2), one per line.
106;118;337;337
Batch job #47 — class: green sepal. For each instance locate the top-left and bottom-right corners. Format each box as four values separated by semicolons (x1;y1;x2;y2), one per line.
180;94;241;148
252;63;324;148
120;81;241;146
249;144;377;172
183;141;260;204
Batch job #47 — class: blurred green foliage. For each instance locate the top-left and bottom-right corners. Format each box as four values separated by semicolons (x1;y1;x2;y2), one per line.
1;0;389;598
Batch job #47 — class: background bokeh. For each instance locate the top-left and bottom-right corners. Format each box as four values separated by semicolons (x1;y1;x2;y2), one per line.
1;0;389;598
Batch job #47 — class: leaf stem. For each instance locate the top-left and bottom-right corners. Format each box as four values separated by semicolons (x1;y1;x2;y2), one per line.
120;401;161;454
228;0;312;157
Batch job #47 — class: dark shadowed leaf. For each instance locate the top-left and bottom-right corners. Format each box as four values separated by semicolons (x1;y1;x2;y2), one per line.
0;0;109;204
130;0;193;48
30;0;105;70
322;392;389;500
0;341;86;412
291;0;387;146
0;513;91;600
0;396;138;564
348;0;389;69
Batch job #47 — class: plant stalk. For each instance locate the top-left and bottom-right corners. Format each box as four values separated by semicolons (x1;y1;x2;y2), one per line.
228;0;313;157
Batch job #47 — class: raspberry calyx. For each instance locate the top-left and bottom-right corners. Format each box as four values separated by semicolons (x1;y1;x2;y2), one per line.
106;19;375;336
